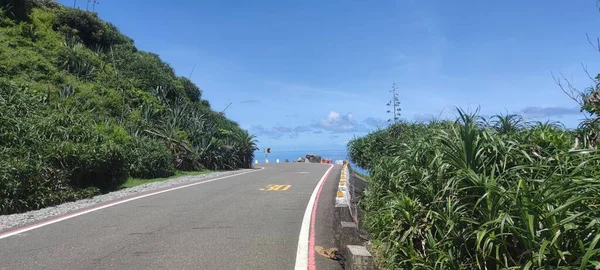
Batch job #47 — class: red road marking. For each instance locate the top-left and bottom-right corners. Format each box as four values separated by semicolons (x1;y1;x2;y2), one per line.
308;165;334;270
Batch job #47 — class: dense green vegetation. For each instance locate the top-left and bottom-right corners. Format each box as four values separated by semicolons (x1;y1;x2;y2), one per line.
0;1;257;215
348;110;600;269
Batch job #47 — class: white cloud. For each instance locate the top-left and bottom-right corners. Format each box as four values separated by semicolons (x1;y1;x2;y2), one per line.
314;111;367;133
250;125;297;139
249;110;373;141
241;99;261;104
519;106;582;118
363;117;387;128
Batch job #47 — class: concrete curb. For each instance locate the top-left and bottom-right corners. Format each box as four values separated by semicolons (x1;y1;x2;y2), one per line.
333;162;376;270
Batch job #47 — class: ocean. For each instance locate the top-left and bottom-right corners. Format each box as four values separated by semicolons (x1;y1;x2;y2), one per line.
251;149;369;175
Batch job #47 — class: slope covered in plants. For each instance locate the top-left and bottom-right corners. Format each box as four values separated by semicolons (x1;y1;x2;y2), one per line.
0;1;257;214
348;110;600;268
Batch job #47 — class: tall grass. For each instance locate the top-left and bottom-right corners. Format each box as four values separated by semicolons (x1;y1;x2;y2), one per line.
349;109;600;269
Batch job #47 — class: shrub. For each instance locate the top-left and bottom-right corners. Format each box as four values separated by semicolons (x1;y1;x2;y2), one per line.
30;0;60;9
349;109;600;269
50;141;128;192
120;52;182;98
0;81;127;212
178;77;201;102
56;43;99;81
201;99;211;108
127;136;175;179
0;155;100;215
52;8;128;48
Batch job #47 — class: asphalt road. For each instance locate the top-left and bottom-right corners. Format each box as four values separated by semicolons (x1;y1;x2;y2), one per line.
0;163;343;270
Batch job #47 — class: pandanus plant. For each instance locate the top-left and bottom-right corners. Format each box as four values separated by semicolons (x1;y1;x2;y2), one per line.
355;108;600;269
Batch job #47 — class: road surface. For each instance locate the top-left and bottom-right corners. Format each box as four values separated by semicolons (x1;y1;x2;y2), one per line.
0;163;343;270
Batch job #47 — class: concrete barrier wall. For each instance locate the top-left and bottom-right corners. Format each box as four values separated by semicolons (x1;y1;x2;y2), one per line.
335;162;357;223
334;162;376;269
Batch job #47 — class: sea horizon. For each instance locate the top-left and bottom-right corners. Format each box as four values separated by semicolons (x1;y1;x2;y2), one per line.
251;149;369;175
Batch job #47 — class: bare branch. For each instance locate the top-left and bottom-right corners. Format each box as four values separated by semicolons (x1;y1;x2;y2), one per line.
552;70;583;106
582;63;596;82
219;99;232;116
188;64;196;80
586;33;600;52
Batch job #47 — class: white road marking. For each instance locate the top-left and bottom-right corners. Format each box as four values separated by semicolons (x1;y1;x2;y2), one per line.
294;164;334;270
0;167;265;240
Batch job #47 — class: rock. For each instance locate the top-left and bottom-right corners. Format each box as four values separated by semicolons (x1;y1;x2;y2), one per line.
297;157;306;162
305;154;322;163
285;159;289;163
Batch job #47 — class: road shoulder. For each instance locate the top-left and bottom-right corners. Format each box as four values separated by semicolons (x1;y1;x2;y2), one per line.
313;165;345;270
0;168;261;234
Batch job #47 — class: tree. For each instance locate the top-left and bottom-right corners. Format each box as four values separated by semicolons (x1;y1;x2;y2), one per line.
553;32;600;149
386;83;401;124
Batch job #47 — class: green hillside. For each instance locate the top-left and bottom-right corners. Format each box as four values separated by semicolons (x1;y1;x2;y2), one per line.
0;1;257;214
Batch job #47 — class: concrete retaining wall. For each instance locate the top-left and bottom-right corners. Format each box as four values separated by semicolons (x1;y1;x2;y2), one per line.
334;162;376;270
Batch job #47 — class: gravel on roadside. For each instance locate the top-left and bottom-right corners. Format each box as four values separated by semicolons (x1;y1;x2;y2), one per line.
0;169;255;233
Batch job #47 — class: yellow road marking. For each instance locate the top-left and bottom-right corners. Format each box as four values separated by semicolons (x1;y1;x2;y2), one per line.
261;184;291;191
270;185;284;191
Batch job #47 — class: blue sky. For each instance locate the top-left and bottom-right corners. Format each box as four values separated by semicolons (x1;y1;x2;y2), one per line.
61;0;600;151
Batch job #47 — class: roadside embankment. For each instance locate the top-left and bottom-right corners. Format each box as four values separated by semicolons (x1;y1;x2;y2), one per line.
332;162;376;270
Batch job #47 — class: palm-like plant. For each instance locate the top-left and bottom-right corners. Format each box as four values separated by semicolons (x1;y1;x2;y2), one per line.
232;129;258;168
353;107;600;269
143;96;198;170
490;113;527;135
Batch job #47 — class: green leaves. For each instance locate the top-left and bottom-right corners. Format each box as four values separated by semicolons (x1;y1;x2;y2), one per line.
52;8;128;49
0;5;257;215
349;107;600;269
